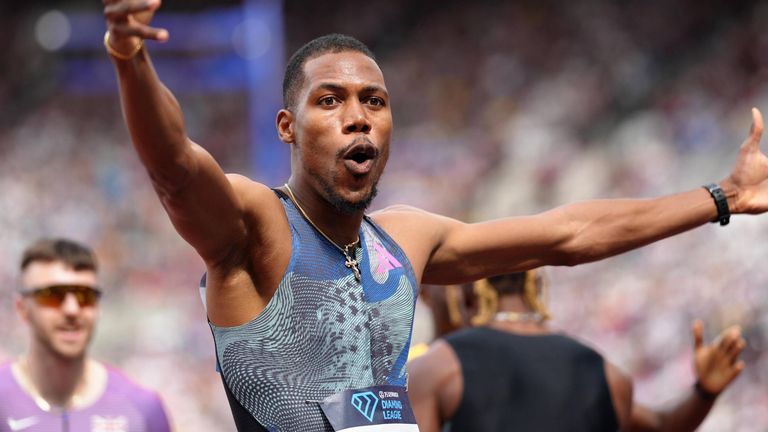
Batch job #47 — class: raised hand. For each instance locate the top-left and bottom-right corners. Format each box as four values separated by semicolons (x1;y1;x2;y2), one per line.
692;319;746;396
103;0;168;57
722;108;768;214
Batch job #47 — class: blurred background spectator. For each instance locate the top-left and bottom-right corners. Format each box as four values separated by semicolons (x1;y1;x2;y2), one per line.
1;0;766;430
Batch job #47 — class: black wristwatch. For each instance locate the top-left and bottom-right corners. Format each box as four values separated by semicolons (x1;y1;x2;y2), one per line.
702;183;730;226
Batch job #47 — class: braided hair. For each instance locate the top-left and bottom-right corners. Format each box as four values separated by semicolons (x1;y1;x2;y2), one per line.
470;270;551;326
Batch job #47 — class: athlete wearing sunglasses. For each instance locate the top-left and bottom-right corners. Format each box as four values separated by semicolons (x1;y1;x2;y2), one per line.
20;284;103;308
0;238;171;431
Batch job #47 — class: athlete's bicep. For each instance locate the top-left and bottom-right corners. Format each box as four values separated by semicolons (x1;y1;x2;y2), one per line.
422;212;573;284
371;206;571;284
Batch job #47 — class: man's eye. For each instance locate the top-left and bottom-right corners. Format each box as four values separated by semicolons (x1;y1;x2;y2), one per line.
320;97;338;106
367;97;385;107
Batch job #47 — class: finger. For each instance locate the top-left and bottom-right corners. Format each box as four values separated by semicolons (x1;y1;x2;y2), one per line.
722;336;739;359
104;0;160;21
692;319;704;350
716;325;738;349
110;23;168;42
727;339;746;362
718;327;739;354
728;360;746;382
743;107;764;151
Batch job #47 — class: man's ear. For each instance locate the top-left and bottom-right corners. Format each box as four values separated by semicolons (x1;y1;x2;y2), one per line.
276;109;295;144
15;296;29;323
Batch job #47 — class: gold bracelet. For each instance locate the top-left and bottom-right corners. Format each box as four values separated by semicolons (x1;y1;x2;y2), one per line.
103;30;144;61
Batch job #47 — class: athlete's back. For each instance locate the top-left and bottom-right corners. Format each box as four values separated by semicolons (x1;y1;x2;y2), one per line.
444;327;618;432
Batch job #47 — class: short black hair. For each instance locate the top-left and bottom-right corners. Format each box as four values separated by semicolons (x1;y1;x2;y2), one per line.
282;33;376;110
20;238;97;272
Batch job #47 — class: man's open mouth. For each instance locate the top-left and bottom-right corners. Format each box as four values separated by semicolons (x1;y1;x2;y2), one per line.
343;140;378;174
344;142;377;162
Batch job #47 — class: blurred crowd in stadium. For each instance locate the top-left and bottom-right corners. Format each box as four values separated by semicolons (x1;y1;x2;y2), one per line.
1;0;767;430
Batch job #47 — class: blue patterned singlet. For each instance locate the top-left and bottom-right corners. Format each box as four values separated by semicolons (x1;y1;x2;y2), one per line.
205;190;418;431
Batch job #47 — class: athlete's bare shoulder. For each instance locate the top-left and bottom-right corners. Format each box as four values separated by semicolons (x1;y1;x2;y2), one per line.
226;174;280;203
409;339;461;380
369;205;452;281
370;204;454;234
603;360;632;430
370;204;431;217
371;205;466;282
224;175;289;223
408;339;463;429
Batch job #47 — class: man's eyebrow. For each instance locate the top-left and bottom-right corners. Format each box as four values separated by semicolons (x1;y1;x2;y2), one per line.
361;85;389;97
311;83;388;97
313;83;347;94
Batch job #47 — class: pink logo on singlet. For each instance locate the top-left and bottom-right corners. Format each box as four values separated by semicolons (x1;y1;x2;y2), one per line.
373;241;402;275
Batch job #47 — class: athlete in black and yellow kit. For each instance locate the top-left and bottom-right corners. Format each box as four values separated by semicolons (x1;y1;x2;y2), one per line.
409;272;746;432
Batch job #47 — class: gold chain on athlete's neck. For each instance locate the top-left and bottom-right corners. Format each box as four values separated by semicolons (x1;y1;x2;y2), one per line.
283;184;362;281
493;311;544;323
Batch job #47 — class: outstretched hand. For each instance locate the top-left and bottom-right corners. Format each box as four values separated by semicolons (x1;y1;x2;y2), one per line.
723;108;768;214
104;0;168;53
692;319;745;395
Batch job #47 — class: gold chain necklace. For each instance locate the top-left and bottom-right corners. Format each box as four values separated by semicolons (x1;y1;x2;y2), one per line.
284;184;362;282
493;311;543;323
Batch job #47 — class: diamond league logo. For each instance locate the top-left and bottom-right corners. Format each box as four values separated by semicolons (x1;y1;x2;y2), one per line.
350;391;379;422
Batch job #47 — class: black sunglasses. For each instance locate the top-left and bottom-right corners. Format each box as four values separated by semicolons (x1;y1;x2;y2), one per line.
21;284;103;308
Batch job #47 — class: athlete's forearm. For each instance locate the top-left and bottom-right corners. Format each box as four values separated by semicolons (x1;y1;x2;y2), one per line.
630;390;715;432
549;186;727;266
419;187;723;284
112;47;193;191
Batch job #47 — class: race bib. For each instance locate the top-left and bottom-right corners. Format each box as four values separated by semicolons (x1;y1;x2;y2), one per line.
319;385;420;431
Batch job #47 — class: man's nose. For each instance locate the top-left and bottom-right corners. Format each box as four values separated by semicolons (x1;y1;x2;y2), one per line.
343;101;371;133
60;293;81;315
